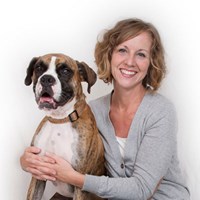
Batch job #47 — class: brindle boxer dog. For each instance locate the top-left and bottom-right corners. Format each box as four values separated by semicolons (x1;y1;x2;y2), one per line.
24;53;105;200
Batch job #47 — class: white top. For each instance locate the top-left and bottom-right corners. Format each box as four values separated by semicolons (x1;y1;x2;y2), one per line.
116;136;127;159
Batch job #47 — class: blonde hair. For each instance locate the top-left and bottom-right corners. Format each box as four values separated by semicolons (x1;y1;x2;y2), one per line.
94;18;166;91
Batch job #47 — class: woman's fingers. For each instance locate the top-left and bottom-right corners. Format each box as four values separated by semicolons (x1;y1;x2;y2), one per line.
27;165;56;181
26;167;43;175
37;164;56;175
33;174;56;181
41;155;56;164
44;152;60;163
24;152;55;168
20;147;41;170
25;146;41;154
26;149;56;164
32;170;56;181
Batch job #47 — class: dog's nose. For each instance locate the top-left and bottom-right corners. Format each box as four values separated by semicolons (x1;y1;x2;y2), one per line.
40;75;56;87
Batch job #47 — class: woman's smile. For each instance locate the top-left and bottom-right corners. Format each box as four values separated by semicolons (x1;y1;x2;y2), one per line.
120;68;137;77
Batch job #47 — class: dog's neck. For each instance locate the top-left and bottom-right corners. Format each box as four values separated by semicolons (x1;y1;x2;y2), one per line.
44;100;86;124
43;96;86;120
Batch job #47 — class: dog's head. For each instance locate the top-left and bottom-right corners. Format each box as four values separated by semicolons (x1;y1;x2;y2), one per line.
24;53;96;110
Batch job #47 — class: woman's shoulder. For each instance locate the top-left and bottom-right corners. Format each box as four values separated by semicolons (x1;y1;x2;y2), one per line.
143;92;177;119
145;92;175;109
89;93;110;108
88;93;111;114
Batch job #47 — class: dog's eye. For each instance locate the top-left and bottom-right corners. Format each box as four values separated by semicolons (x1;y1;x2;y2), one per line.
35;65;42;71
58;64;72;76
35;64;44;73
62;68;71;74
35;62;47;74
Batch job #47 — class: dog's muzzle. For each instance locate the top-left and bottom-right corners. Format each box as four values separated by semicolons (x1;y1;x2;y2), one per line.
37;75;57;109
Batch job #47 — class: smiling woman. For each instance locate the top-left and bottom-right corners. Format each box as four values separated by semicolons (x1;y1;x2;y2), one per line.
82;18;190;200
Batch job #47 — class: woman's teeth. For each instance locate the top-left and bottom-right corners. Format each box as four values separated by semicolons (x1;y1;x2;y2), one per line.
120;69;136;75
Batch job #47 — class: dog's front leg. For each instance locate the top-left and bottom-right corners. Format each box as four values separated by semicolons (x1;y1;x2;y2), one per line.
73;188;87;200
27;177;46;200
50;193;72;200
73;188;103;200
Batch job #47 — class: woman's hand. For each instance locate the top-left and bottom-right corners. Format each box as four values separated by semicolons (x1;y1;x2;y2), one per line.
45;152;85;188
20;146;56;181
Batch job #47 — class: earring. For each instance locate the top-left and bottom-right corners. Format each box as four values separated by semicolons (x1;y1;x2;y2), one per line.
146;83;154;90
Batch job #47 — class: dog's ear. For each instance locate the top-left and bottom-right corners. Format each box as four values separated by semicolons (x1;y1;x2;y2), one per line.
24;57;39;86
76;61;97;93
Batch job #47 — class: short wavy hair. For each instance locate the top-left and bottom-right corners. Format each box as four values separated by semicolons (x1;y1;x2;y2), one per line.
94;18;166;91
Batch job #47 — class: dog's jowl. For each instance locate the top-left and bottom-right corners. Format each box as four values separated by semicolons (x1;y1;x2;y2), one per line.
24;53;105;200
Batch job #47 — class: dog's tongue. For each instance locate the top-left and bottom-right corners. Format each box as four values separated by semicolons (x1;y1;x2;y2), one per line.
38;97;56;109
39;97;54;103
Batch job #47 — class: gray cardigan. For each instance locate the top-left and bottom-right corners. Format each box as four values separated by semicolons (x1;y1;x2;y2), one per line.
83;92;190;200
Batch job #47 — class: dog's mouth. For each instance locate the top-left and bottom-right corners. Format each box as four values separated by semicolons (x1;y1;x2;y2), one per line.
38;90;57;110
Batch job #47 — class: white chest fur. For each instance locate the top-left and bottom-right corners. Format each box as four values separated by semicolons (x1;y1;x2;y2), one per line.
34;121;78;163
34;121;79;199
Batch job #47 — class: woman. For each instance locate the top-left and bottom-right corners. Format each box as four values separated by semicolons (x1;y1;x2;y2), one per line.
20;18;190;199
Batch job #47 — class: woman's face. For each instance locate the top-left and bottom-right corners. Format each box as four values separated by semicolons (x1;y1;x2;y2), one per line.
111;31;152;90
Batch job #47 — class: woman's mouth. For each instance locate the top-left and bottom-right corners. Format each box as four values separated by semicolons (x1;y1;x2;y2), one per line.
120;68;136;77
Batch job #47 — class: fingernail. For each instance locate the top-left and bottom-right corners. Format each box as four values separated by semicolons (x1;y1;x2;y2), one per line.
51;177;56;181
45;151;51;156
25;167;29;172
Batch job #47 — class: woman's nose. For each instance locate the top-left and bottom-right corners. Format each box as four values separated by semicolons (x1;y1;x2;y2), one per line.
125;54;136;66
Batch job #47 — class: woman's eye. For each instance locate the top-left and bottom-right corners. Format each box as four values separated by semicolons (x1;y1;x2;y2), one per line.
118;48;127;53
137;52;146;57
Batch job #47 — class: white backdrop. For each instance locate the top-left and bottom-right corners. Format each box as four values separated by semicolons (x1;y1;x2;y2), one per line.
0;0;199;199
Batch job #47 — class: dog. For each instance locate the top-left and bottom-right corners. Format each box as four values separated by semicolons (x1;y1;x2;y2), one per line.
24;53;105;200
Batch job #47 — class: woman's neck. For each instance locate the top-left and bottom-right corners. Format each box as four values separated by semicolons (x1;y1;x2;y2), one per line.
109;85;147;138
111;85;146;112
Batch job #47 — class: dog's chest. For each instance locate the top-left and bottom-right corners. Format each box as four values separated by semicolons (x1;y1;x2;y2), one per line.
34;121;79;163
